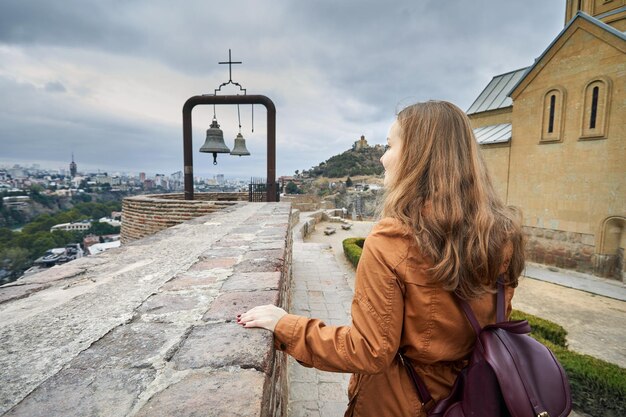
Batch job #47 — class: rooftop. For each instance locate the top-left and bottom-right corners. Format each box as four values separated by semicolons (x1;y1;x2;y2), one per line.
467;67;528;115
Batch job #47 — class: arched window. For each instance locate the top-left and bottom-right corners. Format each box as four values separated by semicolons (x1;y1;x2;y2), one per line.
541;88;565;142
589;86;599;129
581;78;611;139
548;94;556;133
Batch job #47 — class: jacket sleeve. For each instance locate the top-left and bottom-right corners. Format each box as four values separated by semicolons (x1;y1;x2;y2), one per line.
273;220;406;374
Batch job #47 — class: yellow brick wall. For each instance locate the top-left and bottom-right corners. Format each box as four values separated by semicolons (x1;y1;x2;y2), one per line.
508;22;625;276
479;144;511;203
469;108;513;205
469;107;513;128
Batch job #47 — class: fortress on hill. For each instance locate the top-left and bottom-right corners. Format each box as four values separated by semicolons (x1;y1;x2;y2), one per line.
0;2;624;416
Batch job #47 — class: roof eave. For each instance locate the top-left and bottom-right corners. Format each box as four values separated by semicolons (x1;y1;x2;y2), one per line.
467;104;513;117
509;12;626;100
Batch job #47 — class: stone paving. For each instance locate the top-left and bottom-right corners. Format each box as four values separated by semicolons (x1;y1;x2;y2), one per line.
287;227;355;417
0;202;293;417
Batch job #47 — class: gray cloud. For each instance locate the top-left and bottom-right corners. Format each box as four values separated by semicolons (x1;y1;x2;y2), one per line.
44;81;66;93
0;0;566;178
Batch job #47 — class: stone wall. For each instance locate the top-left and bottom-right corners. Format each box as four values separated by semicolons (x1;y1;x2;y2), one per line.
280;194;321;212
524;226;595;272
0;202;293;417
121;193;247;243
469;106;513;128
524;225;626;280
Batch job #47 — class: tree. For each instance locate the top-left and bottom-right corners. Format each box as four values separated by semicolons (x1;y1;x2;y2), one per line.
345;176;353;187
0;227;14;245
89;222;120;236
0;247;30;279
285;181;302;194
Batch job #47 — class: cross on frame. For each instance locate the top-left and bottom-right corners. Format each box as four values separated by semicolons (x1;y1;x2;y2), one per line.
219;49;242;82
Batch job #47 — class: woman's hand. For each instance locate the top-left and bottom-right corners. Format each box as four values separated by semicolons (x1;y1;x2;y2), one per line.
237;304;287;332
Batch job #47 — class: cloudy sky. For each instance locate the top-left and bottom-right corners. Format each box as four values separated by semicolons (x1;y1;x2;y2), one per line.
0;0;565;179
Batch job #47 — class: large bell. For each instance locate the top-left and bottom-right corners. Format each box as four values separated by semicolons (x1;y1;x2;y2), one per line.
200;118;231;165
230;133;251;156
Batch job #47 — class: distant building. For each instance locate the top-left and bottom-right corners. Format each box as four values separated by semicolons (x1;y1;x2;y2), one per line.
99;217;122;227
33;244;83;267
69;154;77;177
139;172;146;182
94;175;120;185
2;195;30;210
50;221;91;232
83;234;100;249
88;240;121;256
353;135;370;151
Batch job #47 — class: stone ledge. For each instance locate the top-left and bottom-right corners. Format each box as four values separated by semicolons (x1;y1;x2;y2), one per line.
0;202;293;417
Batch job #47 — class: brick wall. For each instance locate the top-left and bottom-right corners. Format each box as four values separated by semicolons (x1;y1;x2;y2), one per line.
121;193;247;243
280;194;322;212
524;225;626;280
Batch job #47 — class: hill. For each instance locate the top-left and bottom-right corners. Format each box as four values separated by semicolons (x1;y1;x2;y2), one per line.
305;144;385;178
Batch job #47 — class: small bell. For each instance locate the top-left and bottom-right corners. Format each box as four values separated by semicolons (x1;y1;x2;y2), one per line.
199;118;231;165
230;133;251;156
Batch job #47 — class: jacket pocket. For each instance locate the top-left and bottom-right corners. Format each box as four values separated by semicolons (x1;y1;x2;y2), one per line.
344;374;363;417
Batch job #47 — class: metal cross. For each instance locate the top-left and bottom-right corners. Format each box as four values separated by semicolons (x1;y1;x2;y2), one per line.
219;49;242;82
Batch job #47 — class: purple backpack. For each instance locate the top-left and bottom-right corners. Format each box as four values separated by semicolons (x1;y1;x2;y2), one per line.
399;281;572;417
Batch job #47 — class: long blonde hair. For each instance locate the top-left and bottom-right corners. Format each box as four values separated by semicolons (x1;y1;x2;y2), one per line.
381;101;524;299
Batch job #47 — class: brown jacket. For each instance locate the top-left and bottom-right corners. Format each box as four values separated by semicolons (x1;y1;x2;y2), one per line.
274;218;514;417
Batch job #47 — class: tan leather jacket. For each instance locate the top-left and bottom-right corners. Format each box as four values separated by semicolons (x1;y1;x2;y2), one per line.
274;218;514;417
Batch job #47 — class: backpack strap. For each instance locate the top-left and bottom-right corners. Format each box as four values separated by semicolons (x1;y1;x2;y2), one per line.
456;297;482;335
457;279;507;333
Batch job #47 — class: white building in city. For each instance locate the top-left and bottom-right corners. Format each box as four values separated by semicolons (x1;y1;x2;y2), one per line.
50;221;92;232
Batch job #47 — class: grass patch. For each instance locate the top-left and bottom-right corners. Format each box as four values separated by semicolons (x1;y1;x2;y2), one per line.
510;309;568;348
537;336;626;417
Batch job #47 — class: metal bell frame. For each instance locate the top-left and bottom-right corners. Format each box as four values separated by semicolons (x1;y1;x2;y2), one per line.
182;50;276;201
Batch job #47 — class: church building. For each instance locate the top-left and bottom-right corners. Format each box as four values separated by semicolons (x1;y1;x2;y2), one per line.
468;0;625;281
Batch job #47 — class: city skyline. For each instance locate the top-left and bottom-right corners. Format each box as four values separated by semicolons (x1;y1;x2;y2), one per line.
0;1;565;178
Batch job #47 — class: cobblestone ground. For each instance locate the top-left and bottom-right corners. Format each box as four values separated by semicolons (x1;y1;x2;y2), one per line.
288;240;354;417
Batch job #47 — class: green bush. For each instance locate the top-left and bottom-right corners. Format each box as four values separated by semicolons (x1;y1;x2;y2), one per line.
342;237;365;268
537;336;626;417
510;309;568;348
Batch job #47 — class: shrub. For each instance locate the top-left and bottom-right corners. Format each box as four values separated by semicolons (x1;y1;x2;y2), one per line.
342;237;365;268
510;309;568;348
537;336;626;417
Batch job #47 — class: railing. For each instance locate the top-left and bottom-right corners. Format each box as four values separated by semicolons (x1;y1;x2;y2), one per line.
249;177;280;202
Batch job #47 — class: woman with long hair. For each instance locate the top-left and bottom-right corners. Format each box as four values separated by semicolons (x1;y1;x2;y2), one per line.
238;100;525;416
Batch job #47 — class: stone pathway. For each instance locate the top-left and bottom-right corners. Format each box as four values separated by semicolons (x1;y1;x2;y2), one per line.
287;224;355;416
